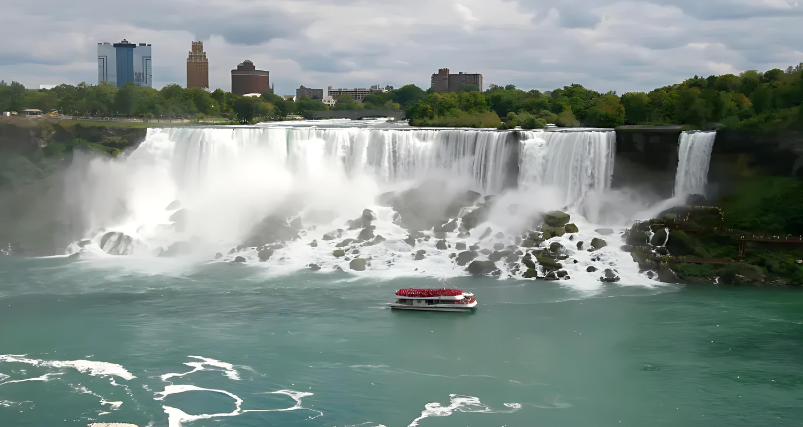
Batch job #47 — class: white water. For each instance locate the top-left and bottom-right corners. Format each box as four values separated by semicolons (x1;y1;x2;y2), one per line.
62;124;654;287
674;131;716;197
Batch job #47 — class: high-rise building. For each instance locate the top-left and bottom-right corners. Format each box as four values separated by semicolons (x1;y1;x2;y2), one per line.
186;41;209;89
296;85;323;100
430;68;483;92
98;40;152;87
231;60;271;95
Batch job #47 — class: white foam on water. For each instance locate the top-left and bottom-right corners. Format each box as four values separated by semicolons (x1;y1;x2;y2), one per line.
0;373;8;381
408;394;520;427
161;356;240;381
0;355;135;380
0;372;63;384
155;384;319;427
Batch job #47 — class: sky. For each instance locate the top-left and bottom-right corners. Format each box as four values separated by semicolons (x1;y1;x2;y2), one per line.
1;0;802;95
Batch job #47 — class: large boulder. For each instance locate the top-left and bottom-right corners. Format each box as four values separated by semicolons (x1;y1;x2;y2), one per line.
456;250;478;266
242;216;298;247
595;228;614;235
461;205;490;230
347;209;376;230
379;183;481;231
436;239;448;250
434;219;458;233
258;248;274;262
657;267;681;283
414;249;426;260
544;211;571;227
719;263;766;285
650;228;668;247
357;226;376;241
322;229;343;241
591;238;607;249
349;258;367;271
600;269;620;282
333;249;346;257
536;256;563;271
336;238;359;248
665;230;698;257
564;223;579;233
100;232;134;255
466;260;499;276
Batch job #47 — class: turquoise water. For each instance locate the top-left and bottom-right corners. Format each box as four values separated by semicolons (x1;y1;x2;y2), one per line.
0;256;801;427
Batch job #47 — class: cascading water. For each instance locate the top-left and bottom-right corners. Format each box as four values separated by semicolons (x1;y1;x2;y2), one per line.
518;130;616;218
674;131;716;197
63;123;653;286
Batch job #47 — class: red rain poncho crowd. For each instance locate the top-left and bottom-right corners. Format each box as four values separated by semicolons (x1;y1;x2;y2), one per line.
395;288;463;297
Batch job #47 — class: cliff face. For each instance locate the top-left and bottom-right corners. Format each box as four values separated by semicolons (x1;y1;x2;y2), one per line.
0;120;148;255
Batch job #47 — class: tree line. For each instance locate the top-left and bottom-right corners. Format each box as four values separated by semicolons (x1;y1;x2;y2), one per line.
1;62;802;130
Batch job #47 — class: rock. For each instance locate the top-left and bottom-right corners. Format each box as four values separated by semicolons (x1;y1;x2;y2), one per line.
352;249;360;254
258;248;274;262
165;200;181;210
564;223;579;233
493;242;505;251
364;235;386;246
469;244;480;251
336;238;358;248
650;228;668;246
569;235;574;241
466;260;499;276
310;240;318;247
457;232;470;239
233;256;246;263
620;244;633;252
523;269;538;279
591;238;607;249
586;266;597;272
434;219;458;233
536;256;563;271
288;217;303;230
542;230;552;240
414;249;426;260
349;258;367;271
625;230;650;247
357;226;376;241
544;211;571;227
480;248;493;255
656;267;680;283
522;254;536;269
456;250;478;266
541;225;565;238
655;247;669;256
479;227;492;240
333;249;346;257
449;253;457;259
521;239;537;248
461;205;490;230
347;209;376;229
600;269;620;282
495;232;505;239
556;270;568;278
576;241;584;250
214;252;223;259
308;263;321;271
505;253;519;263
436;239;448;250
322;229;343;241
404;235;416;247
549;242;564;253
665;230;697;257
100;232;134;255
646;271;656;279
719;263;766;285
243;216;298;247
392;212;402;225
161;241;192;257
455;242;467;250
595;228;614;235
544;271;559;280
489;251;505;262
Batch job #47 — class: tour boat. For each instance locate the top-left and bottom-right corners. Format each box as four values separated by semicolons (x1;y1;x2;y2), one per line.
390;288;477;312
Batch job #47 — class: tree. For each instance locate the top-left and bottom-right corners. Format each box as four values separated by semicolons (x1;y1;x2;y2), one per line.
588;94;625;127
556;110;580;127
621;92;650;124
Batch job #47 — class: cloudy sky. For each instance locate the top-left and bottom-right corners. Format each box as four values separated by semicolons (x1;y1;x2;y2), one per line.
1;0;802;95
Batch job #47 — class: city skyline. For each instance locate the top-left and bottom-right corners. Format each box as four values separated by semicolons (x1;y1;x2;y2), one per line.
1;0;802;95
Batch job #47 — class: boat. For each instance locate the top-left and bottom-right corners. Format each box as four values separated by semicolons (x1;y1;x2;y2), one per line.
390;288;477;312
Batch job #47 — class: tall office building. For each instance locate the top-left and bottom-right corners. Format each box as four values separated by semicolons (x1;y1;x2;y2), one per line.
430;68;483;92
98;40;152;87
231;60;271;95
187;41;209;89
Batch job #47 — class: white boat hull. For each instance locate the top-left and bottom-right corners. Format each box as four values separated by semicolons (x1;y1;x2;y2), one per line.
390;305;476;312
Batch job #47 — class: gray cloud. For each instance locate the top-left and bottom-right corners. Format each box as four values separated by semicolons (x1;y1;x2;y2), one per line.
0;0;801;95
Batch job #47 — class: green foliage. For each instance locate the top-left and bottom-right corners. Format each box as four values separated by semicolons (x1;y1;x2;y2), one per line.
410;111;501;128
673;263;718;279
718;176;803;235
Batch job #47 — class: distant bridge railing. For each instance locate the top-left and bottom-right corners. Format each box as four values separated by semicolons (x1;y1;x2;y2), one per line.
311;110;405;120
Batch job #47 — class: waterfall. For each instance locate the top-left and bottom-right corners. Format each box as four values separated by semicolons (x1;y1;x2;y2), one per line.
518;130;616;208
674;131;716;197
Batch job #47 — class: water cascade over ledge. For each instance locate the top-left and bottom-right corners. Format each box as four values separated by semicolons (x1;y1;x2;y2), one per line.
63;124;650;285
674;131;716;197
